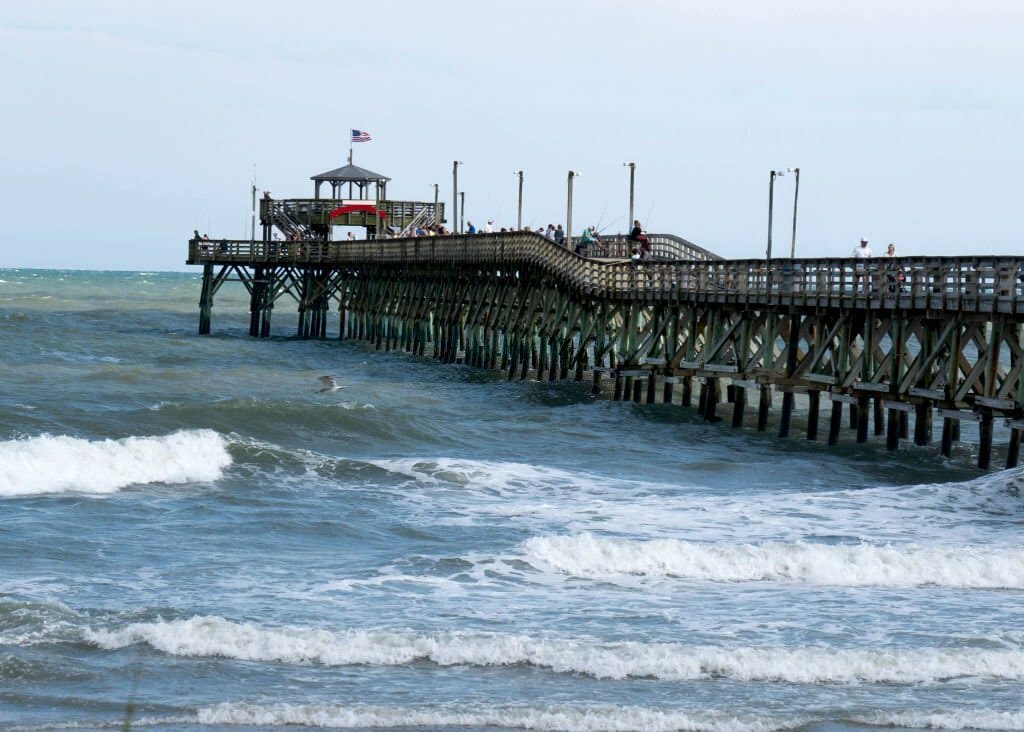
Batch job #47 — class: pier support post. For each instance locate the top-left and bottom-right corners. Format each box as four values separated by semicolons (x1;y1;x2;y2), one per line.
698;380;708;415
806;390;820;441
662;374;674;405
886;407;900;450
779;389;794;438
681;376;693;407
613;371;624;401
873;396;885;436
703;377;720;422
940;416;955;457
633;377;644;403
646;372;657;404
856;396;870;443
198;263;213;335
1006;427;1022;469
978;408;994;470
913;402;932;445
828;398;843;446
731;385;746;428
757;385;770;432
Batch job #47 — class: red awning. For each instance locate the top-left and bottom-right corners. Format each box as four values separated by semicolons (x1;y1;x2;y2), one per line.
329;203;387;220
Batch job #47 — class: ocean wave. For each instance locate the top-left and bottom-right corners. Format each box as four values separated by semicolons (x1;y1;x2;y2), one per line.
197;702;784;732
519;534;1024;588
0;429;231;496
197;703;1024;731
83;616;1024;684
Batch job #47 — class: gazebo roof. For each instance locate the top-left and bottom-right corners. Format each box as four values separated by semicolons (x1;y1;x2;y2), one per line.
311;163;390;183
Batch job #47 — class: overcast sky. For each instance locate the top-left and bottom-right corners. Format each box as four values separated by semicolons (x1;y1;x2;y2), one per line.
1;0;1021;270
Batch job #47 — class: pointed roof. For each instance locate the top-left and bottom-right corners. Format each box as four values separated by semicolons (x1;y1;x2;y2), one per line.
311;163;390;183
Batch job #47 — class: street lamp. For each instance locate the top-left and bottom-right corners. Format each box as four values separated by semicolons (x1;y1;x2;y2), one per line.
431;183;439;227
567;171;580;249
787;167;800;258
459;191;465;234
452;160;462;234
515;170;524;230
767;168;800;260
623;162;636;230
766;169;780;260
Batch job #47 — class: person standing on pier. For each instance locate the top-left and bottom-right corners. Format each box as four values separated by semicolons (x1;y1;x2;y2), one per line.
853;238;872;291
554;224;565;246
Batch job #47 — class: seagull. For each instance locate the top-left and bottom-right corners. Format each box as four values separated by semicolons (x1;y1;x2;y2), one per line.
317;376;347;393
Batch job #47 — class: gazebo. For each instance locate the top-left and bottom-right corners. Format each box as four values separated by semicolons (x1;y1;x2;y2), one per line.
311;164;390;201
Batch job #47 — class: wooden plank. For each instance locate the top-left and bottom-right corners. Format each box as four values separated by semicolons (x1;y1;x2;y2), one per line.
643;357;667;366
829;393;857;404
662;376;681;384
882;400;915;413
975;396;1016;410
704;363;739;373
731;379;760;390
618;369;648;378
908;387;944;400
854;381;890;393
805;374;836;385
680;360;703;369
938;409;981;422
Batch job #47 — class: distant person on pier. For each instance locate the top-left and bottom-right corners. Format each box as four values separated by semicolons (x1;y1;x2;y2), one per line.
554;224;565;246
467;221;477;234
485;220;495;233
628;219;648;244
885;242;905;291
853;238;872;291
577;226;596;254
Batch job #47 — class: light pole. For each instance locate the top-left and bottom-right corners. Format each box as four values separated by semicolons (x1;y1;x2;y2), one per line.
624;162;636;230
515;170;524;230
452;160;461;234
459;191;465;234
788;167;800;258
766;169;779;261
567;170;579;250
431;183;439;227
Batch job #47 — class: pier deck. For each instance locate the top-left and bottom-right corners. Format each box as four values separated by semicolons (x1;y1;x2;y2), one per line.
188;231;1024;469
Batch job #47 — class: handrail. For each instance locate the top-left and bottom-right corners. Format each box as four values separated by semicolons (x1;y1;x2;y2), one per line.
187;232;1024;313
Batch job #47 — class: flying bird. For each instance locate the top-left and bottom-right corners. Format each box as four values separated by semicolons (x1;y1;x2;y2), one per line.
317;376;347;393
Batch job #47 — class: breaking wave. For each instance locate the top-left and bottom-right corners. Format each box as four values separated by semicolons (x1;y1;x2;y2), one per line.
0;429;231;496
519;533;1024;588
84;616;1024;684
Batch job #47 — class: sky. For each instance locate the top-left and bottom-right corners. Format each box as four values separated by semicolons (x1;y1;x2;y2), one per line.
1;0;1022;271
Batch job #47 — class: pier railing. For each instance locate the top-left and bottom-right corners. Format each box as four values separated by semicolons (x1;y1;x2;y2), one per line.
188;233;1024;313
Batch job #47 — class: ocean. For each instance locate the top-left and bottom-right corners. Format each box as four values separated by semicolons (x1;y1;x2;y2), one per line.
1;268;1022;732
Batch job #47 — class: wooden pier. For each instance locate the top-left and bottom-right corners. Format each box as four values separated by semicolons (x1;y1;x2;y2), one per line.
188;229;1024;470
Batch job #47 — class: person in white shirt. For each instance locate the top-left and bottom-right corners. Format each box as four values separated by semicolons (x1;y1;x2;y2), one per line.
853;238;872;291
484;220;494;233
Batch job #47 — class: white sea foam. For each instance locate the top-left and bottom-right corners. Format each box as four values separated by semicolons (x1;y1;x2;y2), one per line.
197;702;785;732
858;710;1024;731
84;616;1024;684
519;533;1024;588
197;703;1024;731
0;429;231;496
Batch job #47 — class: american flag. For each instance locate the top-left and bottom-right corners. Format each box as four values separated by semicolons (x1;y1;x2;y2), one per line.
351;129;372;143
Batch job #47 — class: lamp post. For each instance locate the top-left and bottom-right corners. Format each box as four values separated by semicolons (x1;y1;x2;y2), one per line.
788;167;800;259
567;170;579;249
766;169;779;261
431;183;439;227
459;191;465;234
452;160;462;234
767;168;800;259
515;170;524;230
624;162;636;230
